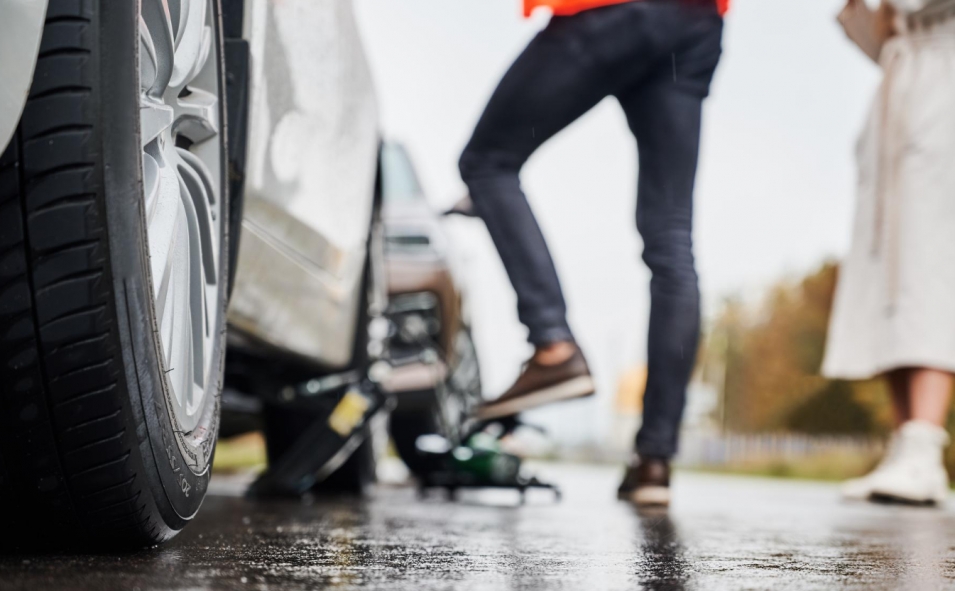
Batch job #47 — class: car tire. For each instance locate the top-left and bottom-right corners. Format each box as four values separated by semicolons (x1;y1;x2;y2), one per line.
390;410;441;478
0;0;229;549
390;328;483;478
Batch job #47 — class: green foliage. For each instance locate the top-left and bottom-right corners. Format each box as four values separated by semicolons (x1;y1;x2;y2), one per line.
705;261;892;435
212;433;267;473
787;380;878;435
692;450;881;482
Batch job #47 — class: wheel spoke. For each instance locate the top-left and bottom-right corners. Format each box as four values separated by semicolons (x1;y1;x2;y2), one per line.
159;253;177;368
142;150;161;221
140;0;221;434
170;0;210;90
177;148;218;284
140;100;174;149
140;0;175;98
177;148;216;207
157;198;186;369
150;149;186;324
172;260;192;410
177;175;207;394
139;17;158;93
167;0;183;43
174;87;218;145
183;321;195;411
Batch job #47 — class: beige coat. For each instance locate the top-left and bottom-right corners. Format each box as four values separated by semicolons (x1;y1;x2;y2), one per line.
824;17;955;380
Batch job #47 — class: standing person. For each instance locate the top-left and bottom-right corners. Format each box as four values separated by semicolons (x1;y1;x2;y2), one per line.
459;0;728;506
826;0;955;505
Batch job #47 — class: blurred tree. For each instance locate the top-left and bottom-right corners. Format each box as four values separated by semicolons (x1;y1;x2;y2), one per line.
705;262;893;435
787;380;877;434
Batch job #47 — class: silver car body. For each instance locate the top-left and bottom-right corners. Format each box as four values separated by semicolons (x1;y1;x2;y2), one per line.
0;0;49;151
0;0;377;368
228;0;379;368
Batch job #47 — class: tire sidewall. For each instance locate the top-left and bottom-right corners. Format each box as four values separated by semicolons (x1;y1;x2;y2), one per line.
99;0;229;526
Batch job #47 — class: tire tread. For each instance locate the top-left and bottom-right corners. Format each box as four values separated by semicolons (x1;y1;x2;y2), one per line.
0;0;167;549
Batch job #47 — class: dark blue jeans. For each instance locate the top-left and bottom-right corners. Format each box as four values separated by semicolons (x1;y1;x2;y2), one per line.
459;0;723;459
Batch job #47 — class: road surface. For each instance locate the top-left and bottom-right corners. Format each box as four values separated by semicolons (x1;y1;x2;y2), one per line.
1;464;953;590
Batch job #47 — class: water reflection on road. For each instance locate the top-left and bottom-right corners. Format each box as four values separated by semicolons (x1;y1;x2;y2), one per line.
1;465;953;590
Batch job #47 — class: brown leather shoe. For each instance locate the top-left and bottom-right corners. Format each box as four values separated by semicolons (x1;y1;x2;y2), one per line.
618;457;671;507
473;346;595;420
443;195;478;218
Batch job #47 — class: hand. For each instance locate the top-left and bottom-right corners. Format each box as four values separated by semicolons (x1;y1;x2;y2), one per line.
838;0;894;63
838;0;867;37
875;1;898;40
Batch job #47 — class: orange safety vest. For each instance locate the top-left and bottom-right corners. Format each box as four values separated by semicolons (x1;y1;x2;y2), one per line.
524;0;730;17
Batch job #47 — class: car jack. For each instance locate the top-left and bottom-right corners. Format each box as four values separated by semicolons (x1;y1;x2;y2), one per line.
414;417;562;504
246;368;394;499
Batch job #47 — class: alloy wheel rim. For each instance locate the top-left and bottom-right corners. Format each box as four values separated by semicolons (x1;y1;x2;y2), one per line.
139;0;222;434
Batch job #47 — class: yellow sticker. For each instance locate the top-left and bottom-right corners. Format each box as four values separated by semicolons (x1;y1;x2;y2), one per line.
328;390;371;437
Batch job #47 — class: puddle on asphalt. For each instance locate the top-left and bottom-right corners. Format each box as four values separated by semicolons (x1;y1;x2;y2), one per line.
1;468;954;590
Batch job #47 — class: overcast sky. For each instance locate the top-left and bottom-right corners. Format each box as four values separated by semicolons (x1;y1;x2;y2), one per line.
354;0;882;445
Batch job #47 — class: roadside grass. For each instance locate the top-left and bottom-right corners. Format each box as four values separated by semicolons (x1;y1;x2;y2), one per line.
211;431;403;475
684;450;881;482
213;432;267;474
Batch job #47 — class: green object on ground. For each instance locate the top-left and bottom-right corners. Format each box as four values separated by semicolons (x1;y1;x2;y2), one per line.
450;434;522;485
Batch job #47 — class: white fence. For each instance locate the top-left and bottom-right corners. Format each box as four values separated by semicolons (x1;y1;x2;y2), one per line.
676;431;885;467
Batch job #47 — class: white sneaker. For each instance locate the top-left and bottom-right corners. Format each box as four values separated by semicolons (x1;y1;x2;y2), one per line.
841;431;901;501
867;421;950;505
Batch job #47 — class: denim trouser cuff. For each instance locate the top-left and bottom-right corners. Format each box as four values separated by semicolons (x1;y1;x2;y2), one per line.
529;325;575;347
635;437;677;460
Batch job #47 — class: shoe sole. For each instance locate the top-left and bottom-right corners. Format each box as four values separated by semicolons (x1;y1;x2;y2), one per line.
869;492;945;506
474;376;596;420
620;486;670;507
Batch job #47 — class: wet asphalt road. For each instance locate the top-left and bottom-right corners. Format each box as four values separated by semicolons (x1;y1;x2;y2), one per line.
2;464;955;591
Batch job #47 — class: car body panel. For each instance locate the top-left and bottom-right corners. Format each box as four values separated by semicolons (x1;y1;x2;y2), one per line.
227;0;379;368
386;249;461;356
1;0;378;370
0;0;48;151
228;197;364;366
381;144;469;393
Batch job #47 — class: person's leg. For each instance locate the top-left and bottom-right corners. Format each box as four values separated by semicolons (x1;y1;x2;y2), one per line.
908;368;954;427
458;18;615;348
881;367;952;427
842;368;951;502
465;6;707;420
843;369;909;500
886;368;912;426
618;20;722;461
858;367;953;504
628;89;701;460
